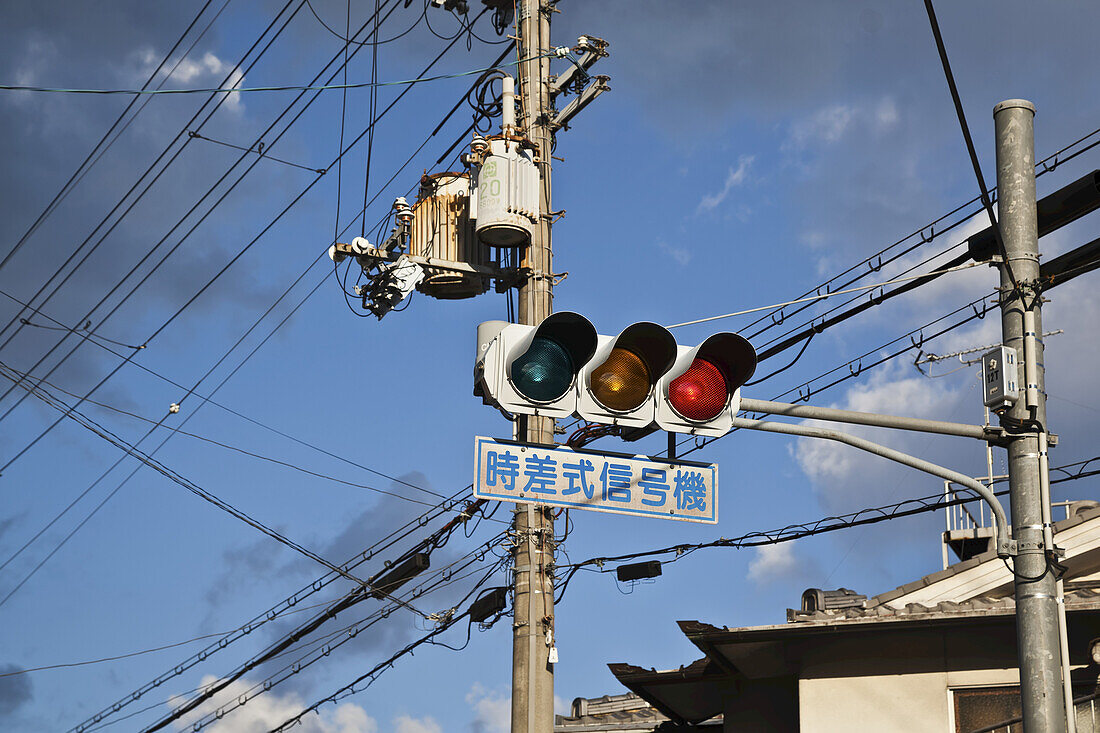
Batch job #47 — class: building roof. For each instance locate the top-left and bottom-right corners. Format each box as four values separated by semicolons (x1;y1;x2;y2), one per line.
604;658;727;726
554;690;720;732
868;502;1100;610
600;504;1100;727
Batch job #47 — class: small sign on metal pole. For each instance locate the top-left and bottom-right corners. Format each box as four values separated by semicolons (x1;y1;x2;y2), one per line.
474;436;718;523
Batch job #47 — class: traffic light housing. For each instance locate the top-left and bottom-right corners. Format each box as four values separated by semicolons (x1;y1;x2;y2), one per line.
655;332;757;437
576;322;676;428
476;315;757;437
475;312;597;418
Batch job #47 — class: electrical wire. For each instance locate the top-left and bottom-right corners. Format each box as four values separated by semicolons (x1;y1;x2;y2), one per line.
0;0;225;273
0;0;492;422
360;0;381;237
304;0;427;45
186;130;326;172
665;261;982;330
0;0;419;466
0;361;449;505
0;51;562;96
138;503;498;732
0;26;518;588
0;0;306;357
266;580;493;732
68;489;480;732
754;251;973;363
0;365;376;593
0;595;354;679
555;458;1100;597
923;0;1019;296
646;293;998;463
0;0;314;419
177;544;507;732
728;122;1100;347
331;0;352;256
0;0;406;419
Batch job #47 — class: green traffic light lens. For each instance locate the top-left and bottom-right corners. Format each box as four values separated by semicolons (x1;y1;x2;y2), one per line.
511;336;574;402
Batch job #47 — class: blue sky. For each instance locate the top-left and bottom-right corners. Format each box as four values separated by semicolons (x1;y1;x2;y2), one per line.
1;1;1099;731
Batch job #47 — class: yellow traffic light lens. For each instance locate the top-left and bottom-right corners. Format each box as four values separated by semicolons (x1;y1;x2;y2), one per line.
590;347;651;411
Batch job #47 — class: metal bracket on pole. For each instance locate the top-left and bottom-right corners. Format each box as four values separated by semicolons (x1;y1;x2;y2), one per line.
728;416;1014;557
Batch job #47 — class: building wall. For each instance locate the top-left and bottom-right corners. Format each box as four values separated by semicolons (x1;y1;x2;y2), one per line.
796;626;1019;733
723;678;798;733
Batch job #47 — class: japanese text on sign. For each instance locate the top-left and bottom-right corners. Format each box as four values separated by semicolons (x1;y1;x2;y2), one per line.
474;436;717;523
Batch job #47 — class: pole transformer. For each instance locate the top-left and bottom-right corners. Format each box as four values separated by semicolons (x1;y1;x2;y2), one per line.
512;1;556;731
995;99;1067;733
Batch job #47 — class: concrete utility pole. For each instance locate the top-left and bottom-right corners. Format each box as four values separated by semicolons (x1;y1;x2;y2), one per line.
994;99;1067;733
512;1;556;731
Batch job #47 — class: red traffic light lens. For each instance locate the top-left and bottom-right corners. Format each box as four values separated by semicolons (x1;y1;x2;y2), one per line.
590;347;651;411
668;358;727;421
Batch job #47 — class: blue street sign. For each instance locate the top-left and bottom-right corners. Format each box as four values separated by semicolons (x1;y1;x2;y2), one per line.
474;436;717;523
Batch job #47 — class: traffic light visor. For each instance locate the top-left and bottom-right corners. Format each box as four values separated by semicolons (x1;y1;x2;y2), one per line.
699;332;757;391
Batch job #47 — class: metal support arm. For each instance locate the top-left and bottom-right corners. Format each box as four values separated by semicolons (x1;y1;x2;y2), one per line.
739;397;1004;442
729;416;1013;557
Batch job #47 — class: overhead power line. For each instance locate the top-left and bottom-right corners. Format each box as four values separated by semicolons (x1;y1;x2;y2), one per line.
0;1;507;472
0;364;369;596
0;27;516;598
161;538;507;733
137;500;498;732
666;261;982;329
0;0;306;352
0;360;448;504
555;457;1100;599
0;50;564;96
0;0;228;273
732;122;1100;347
68;490;484;733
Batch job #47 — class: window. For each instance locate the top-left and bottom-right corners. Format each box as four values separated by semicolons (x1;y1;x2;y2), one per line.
953;686;1022;733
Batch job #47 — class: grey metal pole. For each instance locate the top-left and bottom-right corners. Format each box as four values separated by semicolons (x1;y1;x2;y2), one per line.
738;397;999;441
728;417;1011;552
512;1;556;731
995;99;1066;733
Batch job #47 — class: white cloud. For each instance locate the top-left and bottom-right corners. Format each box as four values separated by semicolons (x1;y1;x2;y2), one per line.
393;714;442;733
792;362;968;490
156;51;245;112
785;97;899;151
168;676;377;733
697;155;754;212
875;97;899;128
467;684;509;733
657;240;692;266
747;544;799;583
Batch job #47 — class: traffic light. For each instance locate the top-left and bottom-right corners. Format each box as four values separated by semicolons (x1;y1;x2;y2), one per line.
576;322;676;428
476;314;757;437
475;312;598;418
655;332;757;437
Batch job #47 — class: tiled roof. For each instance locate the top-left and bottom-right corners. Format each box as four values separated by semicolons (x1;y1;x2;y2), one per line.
782;503;1100;624
871;503;1100;607
555;691;722;732
787;583;1100;624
